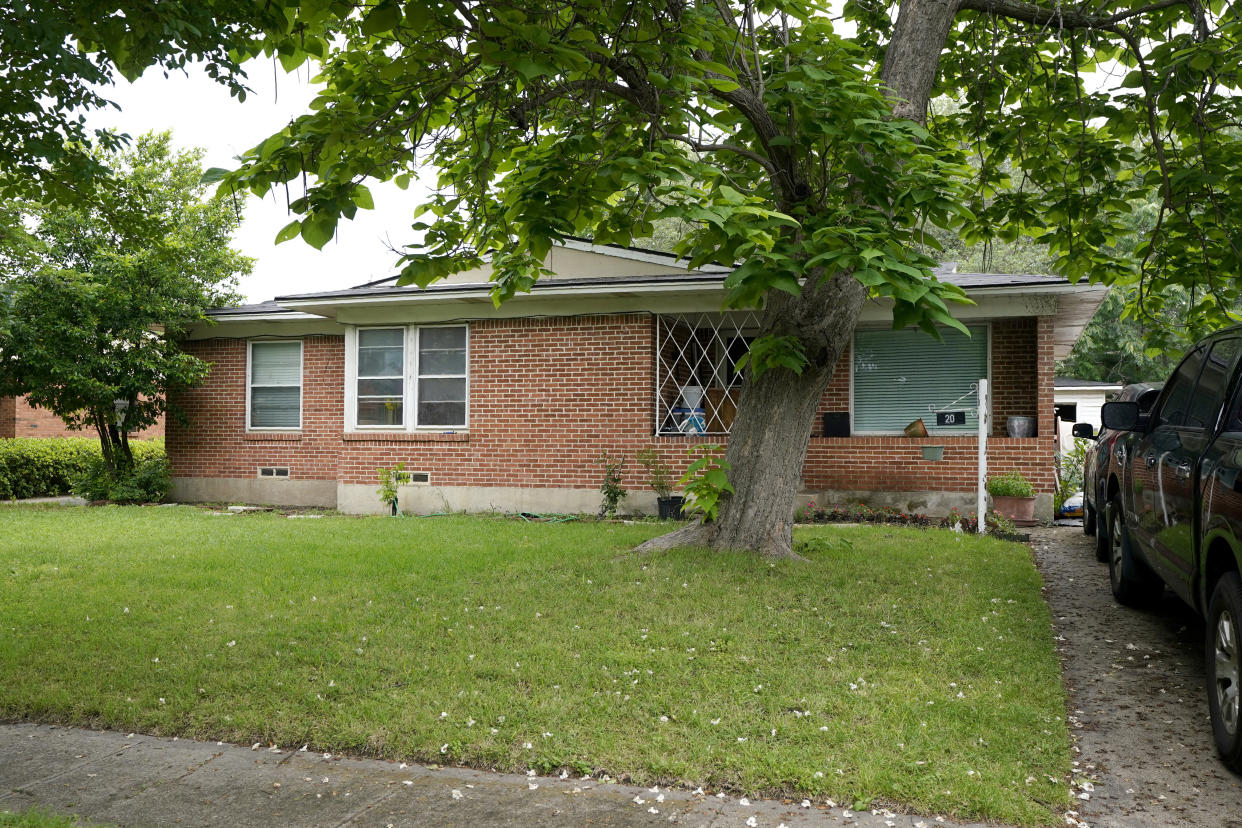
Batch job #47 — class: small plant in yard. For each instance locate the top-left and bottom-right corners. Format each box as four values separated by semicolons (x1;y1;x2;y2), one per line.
942;506;1018;535
1054;438;1091;512
635;446;674;499
986;469;1036;499
377;462;405;515
679;443;732;522
597;452;626;517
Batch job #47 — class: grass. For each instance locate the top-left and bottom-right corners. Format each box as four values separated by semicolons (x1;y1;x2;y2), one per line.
0;506;1071;825
0;808;97;827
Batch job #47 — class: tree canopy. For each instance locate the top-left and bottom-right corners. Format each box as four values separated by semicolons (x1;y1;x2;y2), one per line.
10;0;1242;553
0;132;250;472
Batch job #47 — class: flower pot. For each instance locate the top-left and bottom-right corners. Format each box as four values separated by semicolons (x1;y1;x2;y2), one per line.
1006;416;1036;438
657;496;685;520
921;445;944;461
992;494;1037;526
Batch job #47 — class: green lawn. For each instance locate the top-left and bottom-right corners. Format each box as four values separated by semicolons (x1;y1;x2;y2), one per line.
0;808;96;827
0;507;1071;824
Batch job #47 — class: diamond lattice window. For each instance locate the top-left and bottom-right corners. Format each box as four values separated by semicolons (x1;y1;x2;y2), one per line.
655;312;761;435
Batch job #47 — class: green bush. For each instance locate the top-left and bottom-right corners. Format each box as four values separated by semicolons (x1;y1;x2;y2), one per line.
73;453;172;503
0;438;165;500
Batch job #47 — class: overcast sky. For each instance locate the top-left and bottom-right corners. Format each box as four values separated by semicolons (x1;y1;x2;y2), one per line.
91;60;432;305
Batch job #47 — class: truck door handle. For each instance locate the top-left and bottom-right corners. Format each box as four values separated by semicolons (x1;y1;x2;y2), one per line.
1145;451;1157;468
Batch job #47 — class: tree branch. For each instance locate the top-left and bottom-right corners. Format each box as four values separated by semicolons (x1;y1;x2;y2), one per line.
656;128;779;177
955;0;1190;30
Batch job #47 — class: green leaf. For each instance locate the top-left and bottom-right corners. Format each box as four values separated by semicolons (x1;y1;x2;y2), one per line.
300;216;336;250
360;2;401;36
351;185;375;210
274;220;301;244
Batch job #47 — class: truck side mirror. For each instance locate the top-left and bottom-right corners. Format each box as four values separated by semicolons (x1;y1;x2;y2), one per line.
1101;401;1140;431
1071;422;1096;440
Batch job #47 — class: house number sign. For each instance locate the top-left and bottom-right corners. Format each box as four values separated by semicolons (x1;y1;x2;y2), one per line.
936;411;968;426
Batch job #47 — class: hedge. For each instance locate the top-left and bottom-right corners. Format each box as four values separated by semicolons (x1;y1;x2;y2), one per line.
0;438;165;500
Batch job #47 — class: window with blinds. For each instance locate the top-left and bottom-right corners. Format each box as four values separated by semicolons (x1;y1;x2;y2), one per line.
852;325;987;434
249;341;302;429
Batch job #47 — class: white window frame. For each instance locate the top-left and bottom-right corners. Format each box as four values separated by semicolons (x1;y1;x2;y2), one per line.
344;324;469;432
848;322;992;436
246;339;303;431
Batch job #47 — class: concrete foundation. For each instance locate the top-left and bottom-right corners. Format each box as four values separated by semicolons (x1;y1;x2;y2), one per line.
171;477;337;508
799;488;1054;522
337;484;659;516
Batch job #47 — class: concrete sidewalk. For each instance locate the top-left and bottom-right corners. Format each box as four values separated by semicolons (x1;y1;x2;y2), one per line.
0;723;996;828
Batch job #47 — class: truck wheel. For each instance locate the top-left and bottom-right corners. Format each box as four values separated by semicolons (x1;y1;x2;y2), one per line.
1207;572;1242;772
1084;502;1096;537
1094;503;1110;563
1106;498;1163;607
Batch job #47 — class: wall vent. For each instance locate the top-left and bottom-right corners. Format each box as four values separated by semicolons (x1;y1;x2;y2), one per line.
399;471;431;485
259;467;291;478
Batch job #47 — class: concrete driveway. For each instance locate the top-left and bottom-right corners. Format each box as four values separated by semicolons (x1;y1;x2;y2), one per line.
1028;526;1242;827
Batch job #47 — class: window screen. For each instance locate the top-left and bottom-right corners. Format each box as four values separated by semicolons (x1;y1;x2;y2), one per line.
357;328;405;426
417;327;467;426
853;325;987;433
250;341;301;428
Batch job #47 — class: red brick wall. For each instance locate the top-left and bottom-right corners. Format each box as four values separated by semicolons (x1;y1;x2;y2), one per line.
0;396;14;438
0;395;163;440
167;313;1057;502
168;335;345;481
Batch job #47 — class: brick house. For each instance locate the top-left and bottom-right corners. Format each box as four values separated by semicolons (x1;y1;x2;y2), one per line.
0;396;164;440
168;240;1106;518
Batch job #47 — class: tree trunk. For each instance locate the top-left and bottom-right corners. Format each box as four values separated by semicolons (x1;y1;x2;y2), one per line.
637;272;867;558
636;0;961;557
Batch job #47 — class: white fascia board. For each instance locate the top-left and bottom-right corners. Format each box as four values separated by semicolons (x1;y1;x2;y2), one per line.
207;311;325;323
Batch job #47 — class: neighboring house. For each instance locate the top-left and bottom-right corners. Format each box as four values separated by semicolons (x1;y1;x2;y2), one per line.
168;240;1107;519
0;396;165;440
1053;378;1125;454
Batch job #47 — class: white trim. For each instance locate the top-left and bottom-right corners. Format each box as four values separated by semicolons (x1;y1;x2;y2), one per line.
246;339;303;431
210;311;325;323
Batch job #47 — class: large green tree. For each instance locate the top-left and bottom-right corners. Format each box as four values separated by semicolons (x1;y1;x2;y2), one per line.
0;133;250;473
15;0;1242;556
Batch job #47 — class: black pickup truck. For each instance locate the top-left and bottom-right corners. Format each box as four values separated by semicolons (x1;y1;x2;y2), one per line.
1098;326;1242;772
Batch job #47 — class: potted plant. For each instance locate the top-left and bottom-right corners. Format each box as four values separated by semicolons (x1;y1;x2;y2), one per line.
986;469;1037;525
637;446;683;520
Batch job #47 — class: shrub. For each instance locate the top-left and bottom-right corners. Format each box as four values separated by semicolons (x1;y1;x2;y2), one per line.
0;437;166;501
986;469;1036;498
597;451;627;517
73;452;172;503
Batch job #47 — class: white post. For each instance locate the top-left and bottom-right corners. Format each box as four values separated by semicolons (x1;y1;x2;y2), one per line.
977;378;989;535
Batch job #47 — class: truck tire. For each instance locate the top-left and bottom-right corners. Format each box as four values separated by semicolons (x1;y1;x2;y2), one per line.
1094;502;1110;563
1207;572;1242;772
1084;502;1096;536
1106;498;1163;607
